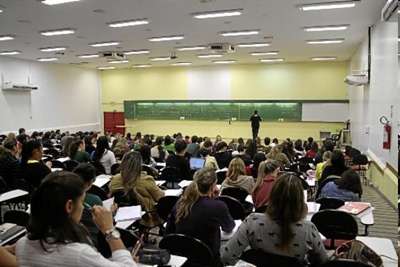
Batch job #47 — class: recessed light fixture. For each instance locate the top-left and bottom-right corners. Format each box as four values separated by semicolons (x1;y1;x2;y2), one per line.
0;35;14;41
198;54;223;58
176;46;206;51
0;50;21;55
213;60;236;64
133;64;151;68
97;66;116;70
89;41;120;47
304;25;349;32
124;50;150;55
148;35;184;42
108;19;149;28
237;43;270;48
220;30;259;37
108;60;129;64
78;54;99;58
41;0;80;5
312;57;337;61
37;57;59;62
171;62;192;66
40;47;66;52
260;58;284;63
150;57;171;61
40;28;75;36
307;38;344;44
192;9;243;19
250;51;279;56
299;1;358;11
0;9;3;13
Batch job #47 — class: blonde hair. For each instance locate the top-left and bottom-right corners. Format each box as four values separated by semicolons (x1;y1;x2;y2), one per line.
175;168;217;223
253;160;280;193
226;157;246;181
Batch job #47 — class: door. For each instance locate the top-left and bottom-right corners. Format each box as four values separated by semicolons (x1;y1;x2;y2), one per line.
104;112;125;135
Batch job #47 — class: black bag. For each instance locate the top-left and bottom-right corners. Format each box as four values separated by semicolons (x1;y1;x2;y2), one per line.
138;248;171;265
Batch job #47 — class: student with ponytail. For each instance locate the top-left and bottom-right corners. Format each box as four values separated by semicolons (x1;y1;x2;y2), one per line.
166;168;235;258
221;173;328;266
251;160;280;209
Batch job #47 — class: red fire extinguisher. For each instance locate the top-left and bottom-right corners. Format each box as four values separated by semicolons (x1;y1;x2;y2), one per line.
380;116;391;150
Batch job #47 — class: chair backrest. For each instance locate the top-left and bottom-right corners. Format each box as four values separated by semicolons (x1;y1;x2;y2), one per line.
221;187;248;203
311;210;358;241
112;189;139;207
87;185;108;201
51;160;65;169
91;161;106;175
315;175;341;199
141;164;158;178
216;171;227;184
320;259;371;267
156;196;179;221
64;160;79;172
254;205;268;213
241;249;303;267
159;167;181;188
316;197;345;210
159;234;215;266
111;163;120;175
216;195;246;220
4;210;30;227
0;176;8;193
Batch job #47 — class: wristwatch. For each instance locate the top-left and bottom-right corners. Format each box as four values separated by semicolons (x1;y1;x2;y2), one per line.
104;227;121;241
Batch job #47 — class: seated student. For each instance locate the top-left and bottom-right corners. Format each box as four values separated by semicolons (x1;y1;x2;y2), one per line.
110;151;164;212
92;136;117;175
0;138;21;189
186;135;200;157
150;136;168;162
164;135;175;154
137;144;156;168
315;151;332;181
221;157;255;194
214;141;232;169
199;148;219;170
20;140;51;189
294;139;305;156
320;150;349;182
251;153;266;178
16;171;137;267
304;136;314;151
266;145;290;168
84;135;96;155
252;160;280;209
305;142;319;159
166;168;235;259
221;173;328;266
112;138;129;160
69;140;90;163
319;169;362;201
0;246;17;267
166;139;191;180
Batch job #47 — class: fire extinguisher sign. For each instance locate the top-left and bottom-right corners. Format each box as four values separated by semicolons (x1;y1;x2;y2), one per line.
380;116;391;150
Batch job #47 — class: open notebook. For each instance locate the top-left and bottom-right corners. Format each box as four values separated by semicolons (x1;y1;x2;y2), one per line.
338;202;370;215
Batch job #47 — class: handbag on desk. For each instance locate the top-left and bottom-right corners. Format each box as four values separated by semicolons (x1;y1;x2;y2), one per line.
333;240;383;267
138;248;171;265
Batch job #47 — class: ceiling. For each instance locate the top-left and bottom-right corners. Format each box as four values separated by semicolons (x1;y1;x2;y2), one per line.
0;0;386;69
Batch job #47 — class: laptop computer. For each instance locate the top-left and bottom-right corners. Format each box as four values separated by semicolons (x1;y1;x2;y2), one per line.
189;158;205;170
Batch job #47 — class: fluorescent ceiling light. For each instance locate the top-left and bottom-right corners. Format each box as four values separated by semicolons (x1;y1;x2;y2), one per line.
108;60;129;64
78;54;99;58
0;51;21;55
312;57;337;61
237;43;270;48
108;19;149;28
220;30;259;37
124;50;150;55
149;35;184;42
150;57;171;61
299;1;357;11
260;58;284;63
250;51;279;56
307;38;344;44
304;25;349;32
198;54;223;58
97;66;115;70
0;9;3;13
40;47;66;52
171;62;192;66
0;35;14;41
176;46;206;51
40;28;75;36
193;9;243;19
90;41;120;47
41;0;80;5
37;57;58;62
213;60;236;64
133;64;151;68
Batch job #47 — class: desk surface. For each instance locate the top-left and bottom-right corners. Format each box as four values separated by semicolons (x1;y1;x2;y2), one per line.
356;237;398;267
0;189;29;202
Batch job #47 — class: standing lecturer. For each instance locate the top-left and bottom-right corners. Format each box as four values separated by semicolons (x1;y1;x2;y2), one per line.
250;110;262;140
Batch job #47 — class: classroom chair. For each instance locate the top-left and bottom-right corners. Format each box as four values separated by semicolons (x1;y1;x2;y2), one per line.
316;198;345;210
319;260;370;267
240;249;303;267
87;185;108;201
216;195;246;220
3;210;30;227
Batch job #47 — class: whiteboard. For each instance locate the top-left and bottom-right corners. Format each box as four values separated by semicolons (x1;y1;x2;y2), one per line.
302;103;349;122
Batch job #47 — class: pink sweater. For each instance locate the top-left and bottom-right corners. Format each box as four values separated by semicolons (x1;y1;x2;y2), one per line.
252;175;276;209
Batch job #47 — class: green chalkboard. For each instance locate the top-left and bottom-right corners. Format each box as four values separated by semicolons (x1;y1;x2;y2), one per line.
124;101;302;121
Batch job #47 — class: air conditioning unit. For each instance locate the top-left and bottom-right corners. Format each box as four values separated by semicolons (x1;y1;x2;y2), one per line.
209;43;235;53
344;73;369;86
381;0;398;21
2;82;38;91
101;52;126;61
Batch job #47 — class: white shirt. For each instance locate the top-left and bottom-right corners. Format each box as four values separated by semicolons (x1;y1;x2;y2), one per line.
16;236;137;267
100;150;117;174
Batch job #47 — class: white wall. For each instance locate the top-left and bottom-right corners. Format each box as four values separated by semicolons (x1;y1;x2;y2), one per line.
0;57;101;134
348;18;399;170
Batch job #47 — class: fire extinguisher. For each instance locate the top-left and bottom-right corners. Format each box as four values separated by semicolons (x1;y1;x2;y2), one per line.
380;116;391;150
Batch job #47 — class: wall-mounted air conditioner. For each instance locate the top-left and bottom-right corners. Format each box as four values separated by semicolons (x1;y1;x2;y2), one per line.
2;81;38;91
344;73;369;86
381;0;398;21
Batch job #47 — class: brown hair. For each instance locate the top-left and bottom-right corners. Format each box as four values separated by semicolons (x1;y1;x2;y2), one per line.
226;157;246;181
120;151;142;192
266;173;307;251
253;160;280;193
175;168;217;223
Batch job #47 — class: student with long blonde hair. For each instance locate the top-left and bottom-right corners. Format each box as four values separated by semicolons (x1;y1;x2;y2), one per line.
166;168;235;259
252;160;280;209
220;157;255;194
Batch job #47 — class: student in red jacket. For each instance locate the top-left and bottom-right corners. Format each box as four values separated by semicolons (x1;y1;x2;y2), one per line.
252;160;280;209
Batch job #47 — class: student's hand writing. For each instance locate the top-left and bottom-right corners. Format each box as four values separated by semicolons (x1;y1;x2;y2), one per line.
91;205;114;234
